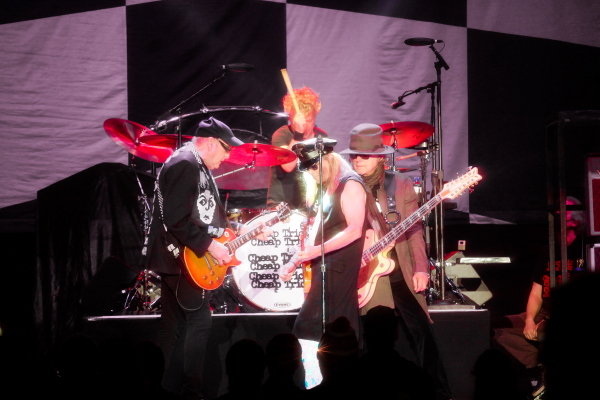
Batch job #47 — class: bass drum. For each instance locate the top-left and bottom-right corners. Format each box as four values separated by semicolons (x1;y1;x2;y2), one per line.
232;210;306;312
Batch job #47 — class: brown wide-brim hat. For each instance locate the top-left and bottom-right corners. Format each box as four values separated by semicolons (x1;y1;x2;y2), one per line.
339;123;394;155
292;137;337;171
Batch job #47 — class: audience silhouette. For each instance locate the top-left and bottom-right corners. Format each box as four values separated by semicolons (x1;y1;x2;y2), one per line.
262;333;305;399
302;316;359;400
540;272;599;400
216;339;266;400
359;306;435;400
16;270;599;400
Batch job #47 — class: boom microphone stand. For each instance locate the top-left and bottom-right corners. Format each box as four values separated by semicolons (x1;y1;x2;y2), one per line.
429;44;452;304
149;63;254;149
400;39;451;304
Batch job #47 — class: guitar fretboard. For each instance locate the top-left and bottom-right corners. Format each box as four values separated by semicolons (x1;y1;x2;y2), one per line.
362;194;442;264
226;212;285;252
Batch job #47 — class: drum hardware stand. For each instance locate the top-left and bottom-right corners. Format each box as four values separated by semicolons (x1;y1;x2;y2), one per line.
212;141;261;179
127;169;161;313
427;257;466;304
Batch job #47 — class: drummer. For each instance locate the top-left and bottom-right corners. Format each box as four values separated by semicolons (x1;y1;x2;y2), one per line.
266;87;328;211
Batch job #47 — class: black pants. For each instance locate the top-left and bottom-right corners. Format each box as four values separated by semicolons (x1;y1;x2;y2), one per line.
391;279;452;399
157;274;212;399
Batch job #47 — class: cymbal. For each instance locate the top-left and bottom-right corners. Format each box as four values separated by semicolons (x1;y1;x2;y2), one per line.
137;134;194;147
380;121;434;148
104;118;174;163
226;143;297;166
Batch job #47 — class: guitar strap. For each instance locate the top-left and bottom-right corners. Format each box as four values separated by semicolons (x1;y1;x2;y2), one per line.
382;170;400;227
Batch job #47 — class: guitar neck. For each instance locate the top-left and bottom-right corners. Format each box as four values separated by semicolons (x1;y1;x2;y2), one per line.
362;194;442;263
226;214;281;252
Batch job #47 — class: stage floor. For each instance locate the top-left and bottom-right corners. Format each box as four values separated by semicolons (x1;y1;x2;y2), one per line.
83;308;489;400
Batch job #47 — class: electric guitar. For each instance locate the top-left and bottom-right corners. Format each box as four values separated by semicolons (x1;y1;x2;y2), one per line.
183;204;292;290
357;167;482;307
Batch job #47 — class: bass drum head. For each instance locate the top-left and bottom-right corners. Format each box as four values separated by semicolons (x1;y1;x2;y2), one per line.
232;210;306;312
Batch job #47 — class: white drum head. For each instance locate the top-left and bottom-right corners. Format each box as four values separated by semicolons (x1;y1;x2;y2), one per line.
231;210;306;311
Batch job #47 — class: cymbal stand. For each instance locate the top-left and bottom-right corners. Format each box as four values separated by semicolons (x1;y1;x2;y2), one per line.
212;142;259;179
388;125;399;172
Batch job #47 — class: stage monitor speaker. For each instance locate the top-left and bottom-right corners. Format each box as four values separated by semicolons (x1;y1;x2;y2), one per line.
585;154;600;236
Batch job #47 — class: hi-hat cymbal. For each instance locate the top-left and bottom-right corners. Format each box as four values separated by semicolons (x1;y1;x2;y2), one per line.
104;118;173;163
226;143;297;166
380;121;434;148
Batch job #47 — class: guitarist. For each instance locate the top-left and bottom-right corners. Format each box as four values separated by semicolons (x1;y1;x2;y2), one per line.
141;117;271;399
340;124;452;400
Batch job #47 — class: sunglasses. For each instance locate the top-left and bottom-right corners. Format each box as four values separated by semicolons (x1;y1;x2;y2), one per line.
308;163;319;171
216;138;231;153
349;154;385;160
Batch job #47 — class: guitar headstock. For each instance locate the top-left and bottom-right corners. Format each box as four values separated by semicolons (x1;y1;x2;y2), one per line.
276;202;293;223
440;167;482;200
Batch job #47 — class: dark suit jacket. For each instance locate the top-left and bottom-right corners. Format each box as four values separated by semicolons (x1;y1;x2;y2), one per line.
142;145;222;275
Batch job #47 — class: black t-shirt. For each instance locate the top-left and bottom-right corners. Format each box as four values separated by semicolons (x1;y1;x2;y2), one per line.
266;125;327;210
531;236;584;311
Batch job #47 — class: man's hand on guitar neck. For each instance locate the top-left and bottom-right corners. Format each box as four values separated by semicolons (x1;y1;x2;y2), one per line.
208;240;231;266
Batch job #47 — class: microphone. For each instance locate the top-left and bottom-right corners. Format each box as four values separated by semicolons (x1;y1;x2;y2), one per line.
391;99;406;109
222;63;255;72
404;38;443;46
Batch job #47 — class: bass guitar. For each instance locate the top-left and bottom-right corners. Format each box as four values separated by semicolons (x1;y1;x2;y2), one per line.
357;167;482;307
183;204;291;290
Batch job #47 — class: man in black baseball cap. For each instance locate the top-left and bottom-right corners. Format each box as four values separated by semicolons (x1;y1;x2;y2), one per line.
142;116;262;399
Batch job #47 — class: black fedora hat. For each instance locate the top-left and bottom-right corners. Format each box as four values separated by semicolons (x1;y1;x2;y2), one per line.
292;138;337;171
340;123;394;155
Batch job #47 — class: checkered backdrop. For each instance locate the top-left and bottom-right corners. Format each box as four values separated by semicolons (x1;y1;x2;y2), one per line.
2;0;600;224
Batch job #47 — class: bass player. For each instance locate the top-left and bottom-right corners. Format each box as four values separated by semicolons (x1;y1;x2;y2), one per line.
340;124;452;400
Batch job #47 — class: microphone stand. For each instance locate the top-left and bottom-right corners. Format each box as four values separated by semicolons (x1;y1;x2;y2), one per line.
429;44;452;305
316;133;327;334
150;69;230;149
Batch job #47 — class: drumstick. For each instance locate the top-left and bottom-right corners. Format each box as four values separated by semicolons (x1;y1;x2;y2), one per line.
280;69;300;114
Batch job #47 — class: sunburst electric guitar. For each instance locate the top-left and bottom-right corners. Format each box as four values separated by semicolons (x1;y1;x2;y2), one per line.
183;204;292;290
357;167;482;307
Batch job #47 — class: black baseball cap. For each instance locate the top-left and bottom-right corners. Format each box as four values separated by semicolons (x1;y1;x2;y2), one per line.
194;117;243;147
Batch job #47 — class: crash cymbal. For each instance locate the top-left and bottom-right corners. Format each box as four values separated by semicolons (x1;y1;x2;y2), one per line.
380;121;434;148
137;134;194;148
104;118;173;163
226;143;296;166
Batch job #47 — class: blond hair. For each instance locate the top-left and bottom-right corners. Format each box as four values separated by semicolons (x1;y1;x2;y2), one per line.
305;153;354;207
283;86;322;118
